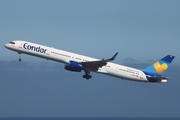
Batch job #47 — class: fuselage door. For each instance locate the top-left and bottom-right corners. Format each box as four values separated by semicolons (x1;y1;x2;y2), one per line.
139;71;144;80
19;42;23;49
46;49;51;55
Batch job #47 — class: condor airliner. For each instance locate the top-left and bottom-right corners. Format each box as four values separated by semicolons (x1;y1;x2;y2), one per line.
5;40;175;83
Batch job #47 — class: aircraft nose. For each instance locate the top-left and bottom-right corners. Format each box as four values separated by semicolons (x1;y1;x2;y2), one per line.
4;43;9;48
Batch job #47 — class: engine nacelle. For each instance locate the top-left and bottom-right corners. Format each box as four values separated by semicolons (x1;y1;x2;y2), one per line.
64;61;82;72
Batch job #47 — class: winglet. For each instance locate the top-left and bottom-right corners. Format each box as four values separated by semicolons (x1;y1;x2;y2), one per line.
109;52;118;61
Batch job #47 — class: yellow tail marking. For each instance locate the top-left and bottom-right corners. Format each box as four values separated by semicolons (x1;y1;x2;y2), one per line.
153;62;168;73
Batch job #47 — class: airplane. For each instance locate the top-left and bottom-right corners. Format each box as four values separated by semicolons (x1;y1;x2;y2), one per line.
4;40;175;83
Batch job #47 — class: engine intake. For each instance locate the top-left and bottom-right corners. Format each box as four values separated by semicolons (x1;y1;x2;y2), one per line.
64;61;82;72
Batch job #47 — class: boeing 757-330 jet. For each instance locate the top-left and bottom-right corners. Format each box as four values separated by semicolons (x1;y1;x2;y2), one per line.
4;40;175;83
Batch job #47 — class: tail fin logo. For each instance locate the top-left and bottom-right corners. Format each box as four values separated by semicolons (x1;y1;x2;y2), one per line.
143;55;175;76
153;62;168;73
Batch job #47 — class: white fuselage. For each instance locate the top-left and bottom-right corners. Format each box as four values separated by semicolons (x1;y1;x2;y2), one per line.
5;40;149;82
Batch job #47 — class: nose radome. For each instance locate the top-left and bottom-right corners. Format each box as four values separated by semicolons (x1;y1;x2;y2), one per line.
4;44;8;48
4;43;10;49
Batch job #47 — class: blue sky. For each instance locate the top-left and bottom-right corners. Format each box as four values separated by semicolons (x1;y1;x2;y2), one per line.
1;0;179;62
0;0;180;118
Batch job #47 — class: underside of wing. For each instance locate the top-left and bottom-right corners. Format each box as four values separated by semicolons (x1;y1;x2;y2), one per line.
81;52;118;71
81;60;107;71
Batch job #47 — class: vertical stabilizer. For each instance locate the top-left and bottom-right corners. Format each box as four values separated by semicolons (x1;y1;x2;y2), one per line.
143;55;175;76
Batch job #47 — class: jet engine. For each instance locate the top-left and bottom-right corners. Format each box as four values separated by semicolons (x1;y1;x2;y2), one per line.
64;60;82;72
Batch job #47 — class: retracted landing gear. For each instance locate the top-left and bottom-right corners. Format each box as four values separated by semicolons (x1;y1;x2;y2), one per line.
18;53;22;61
83;71;92;80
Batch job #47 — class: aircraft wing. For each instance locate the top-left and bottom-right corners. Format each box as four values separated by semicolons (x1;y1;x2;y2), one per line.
81;52;118;71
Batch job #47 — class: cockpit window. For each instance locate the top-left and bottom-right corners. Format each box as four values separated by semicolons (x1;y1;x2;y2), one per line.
9;42;15;44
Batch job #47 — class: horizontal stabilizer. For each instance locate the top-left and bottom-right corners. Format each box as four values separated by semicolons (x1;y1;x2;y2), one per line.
147;76;168;83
